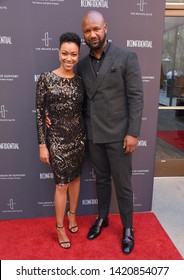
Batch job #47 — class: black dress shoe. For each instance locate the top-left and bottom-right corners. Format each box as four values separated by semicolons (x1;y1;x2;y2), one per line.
122;227;134;254
87;217;109;240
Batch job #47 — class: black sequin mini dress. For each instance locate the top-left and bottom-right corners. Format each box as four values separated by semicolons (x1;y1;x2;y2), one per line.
36;71;86;185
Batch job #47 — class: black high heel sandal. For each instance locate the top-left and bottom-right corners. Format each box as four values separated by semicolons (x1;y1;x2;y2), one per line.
56;224;71;249
67;210;79;234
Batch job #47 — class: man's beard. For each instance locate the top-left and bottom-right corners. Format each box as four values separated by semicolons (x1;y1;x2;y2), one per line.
86;34;106;51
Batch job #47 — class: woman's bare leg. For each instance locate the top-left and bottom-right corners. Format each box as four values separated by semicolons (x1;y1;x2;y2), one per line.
54;184;70;248
67;176;80;233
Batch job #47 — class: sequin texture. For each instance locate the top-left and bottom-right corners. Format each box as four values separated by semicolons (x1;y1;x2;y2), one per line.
36;72;86;185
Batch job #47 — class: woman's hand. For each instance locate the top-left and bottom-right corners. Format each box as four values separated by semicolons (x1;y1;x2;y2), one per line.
39;144;50;164
45;112;52;128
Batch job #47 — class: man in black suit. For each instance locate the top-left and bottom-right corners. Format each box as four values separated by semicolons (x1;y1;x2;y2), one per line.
77;10;144;254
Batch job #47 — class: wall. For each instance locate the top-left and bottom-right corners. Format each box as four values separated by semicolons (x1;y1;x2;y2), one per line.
0;0;165;219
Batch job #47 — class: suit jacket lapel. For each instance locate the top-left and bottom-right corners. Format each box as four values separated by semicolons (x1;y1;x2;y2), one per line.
89;45;119;99
81;55;96;84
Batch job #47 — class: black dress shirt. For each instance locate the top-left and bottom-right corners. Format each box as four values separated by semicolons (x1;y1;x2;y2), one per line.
89;41;111;77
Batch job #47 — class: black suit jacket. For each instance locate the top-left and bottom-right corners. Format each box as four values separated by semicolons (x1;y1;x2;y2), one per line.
77;44;144;143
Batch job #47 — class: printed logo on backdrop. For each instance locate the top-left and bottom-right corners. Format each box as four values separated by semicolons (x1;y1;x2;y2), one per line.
130;0;152;17
83;168;96;182
0;105;15;122
81;38;112;46
127;40;152;48
142;75;155;83
0;143;19;150
32;0;64;6
0;174;26;180
137;0;147;12
40;172;54;180
133;193;142;208
132;169;149;176
81;39;86;46
0;36;12;44
32;74;41;114
0;105;8;118
2;199;23;213
0;5;7;10
82;168;98;206
34;74;40;82
35;32;58;52
0;74;18;81
37;201;54;207
42;32;52;47
137;139;147;147
82;198;98;205
81;0;109;8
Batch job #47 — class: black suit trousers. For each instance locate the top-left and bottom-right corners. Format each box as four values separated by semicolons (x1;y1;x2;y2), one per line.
88;140;133;228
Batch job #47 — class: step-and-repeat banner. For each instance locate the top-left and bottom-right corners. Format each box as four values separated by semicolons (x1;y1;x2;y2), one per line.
0;0;165;220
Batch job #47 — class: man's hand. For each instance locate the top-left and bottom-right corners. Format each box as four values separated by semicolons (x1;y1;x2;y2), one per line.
39;144;50;164
45;112;51;128
123;135;138;154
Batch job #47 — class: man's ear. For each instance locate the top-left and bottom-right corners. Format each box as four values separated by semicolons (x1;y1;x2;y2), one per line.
104;22;108;33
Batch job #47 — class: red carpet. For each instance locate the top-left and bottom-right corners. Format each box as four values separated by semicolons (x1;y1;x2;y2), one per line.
0;213;182;260
157;130;184;152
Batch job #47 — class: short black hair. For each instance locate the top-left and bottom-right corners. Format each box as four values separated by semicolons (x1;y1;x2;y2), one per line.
59;32;81;49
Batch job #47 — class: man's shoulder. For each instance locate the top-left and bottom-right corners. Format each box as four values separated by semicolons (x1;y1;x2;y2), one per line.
110;44;133;56
78;54;89;65
77;55;89;75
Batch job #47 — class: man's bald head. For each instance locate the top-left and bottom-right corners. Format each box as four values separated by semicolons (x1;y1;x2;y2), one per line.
81;10;107;52
82;10;106;28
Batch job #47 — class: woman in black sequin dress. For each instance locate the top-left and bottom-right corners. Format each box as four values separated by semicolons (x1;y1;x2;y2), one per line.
36;33;86;249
